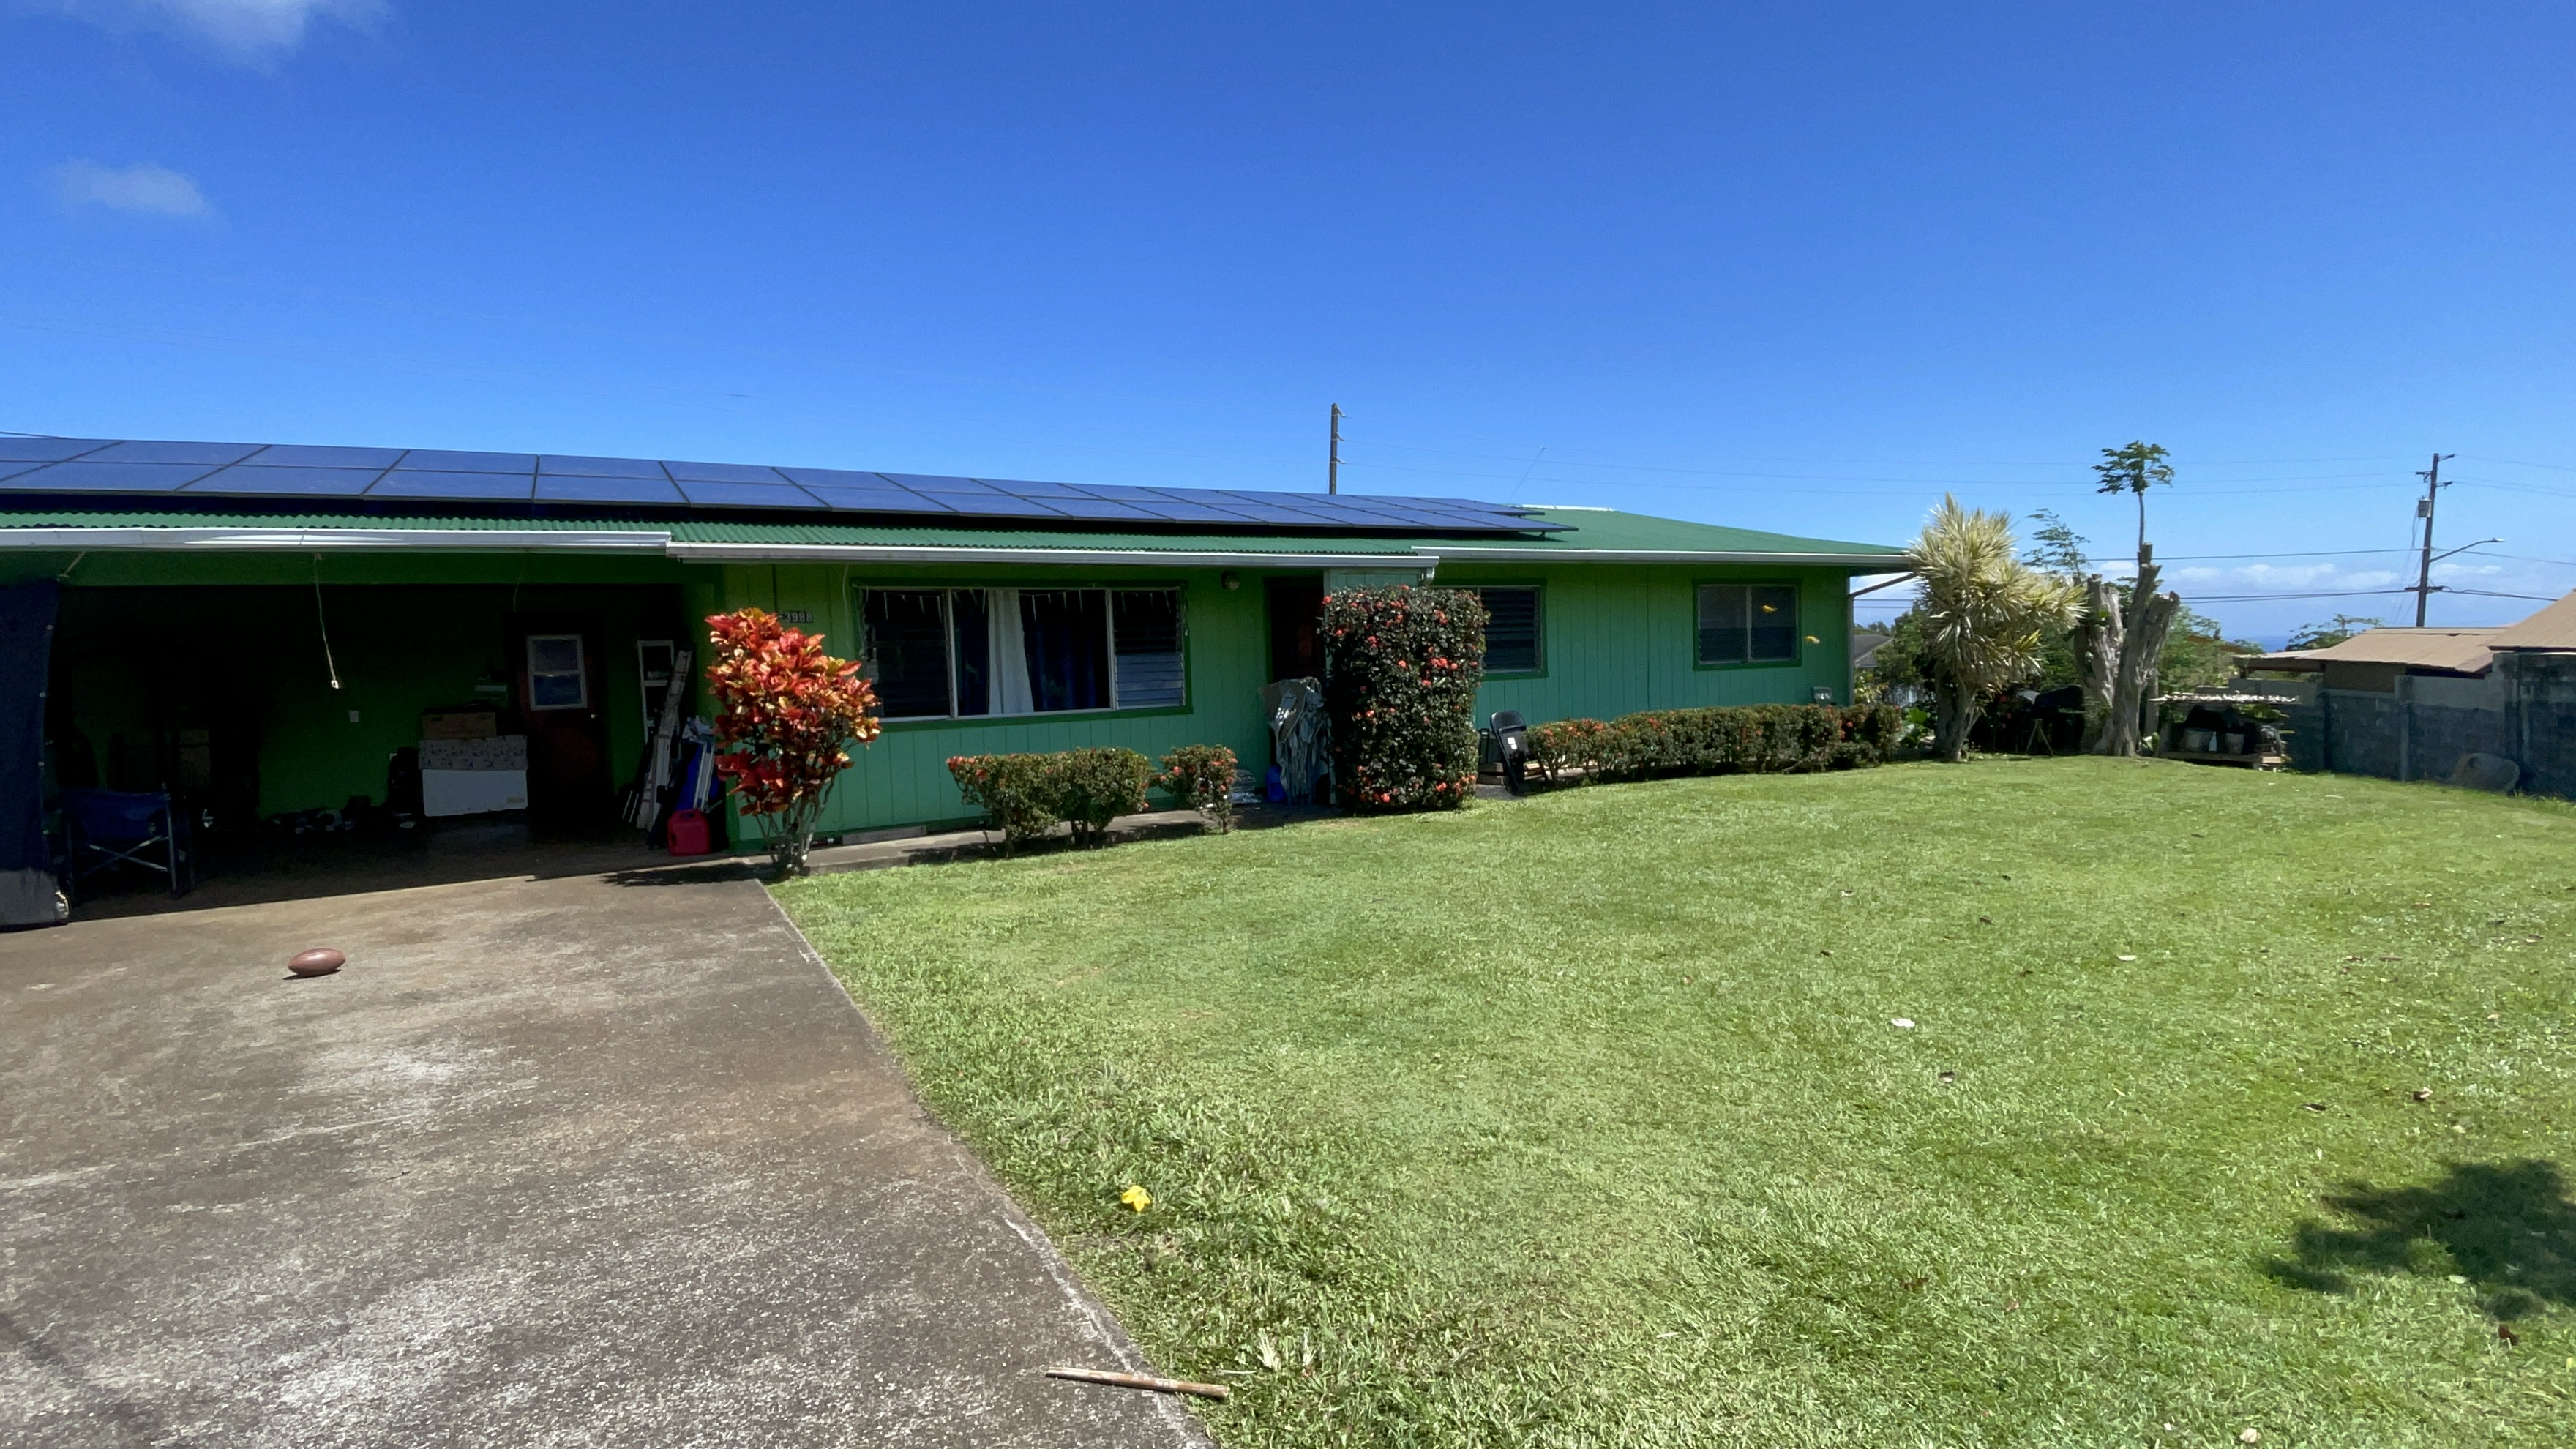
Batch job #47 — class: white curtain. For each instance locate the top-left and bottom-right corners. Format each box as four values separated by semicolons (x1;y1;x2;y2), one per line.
987;588;1033;716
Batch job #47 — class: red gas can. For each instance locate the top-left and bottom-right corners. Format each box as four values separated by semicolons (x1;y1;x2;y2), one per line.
667;809;712;858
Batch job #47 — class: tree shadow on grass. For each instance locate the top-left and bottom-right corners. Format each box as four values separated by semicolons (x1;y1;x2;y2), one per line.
2264;1158;2576;1321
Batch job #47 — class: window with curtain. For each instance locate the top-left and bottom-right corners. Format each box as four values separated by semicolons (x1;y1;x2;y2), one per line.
1476;586;1542;673
1696;583;1801;664
858;586;1187;719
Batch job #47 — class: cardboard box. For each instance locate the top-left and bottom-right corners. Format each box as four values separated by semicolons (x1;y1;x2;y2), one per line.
421;708;499;740
418;735;528;771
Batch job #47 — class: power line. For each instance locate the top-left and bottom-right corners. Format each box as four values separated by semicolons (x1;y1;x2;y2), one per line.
2182;587;2415;602
2157;547;2412;561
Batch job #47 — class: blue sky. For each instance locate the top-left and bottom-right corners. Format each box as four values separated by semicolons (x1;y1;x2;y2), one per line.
7;2;2576;643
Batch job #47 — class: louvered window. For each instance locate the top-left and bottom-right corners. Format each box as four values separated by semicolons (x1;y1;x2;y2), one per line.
1478;587;1542;674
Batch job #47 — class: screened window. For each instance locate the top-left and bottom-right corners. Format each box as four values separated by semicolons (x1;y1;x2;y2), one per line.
1696;584;1800;664
859;586;1187;719
1477;587;1542;674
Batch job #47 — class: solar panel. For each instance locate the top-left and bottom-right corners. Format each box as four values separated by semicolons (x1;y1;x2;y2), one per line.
881;473;1003;496
1206;495;1336;526
969;476;1093;498
537;476;686;505
665;460;791;484
774;467;908;493
540;455;670;479
244;443;405;469
367;471;537;501
82;440;261;466
1040;496;1169;522
184;465;384;496
0;435;1571;531
676;481;820;509
392;449;536;474
931;494;1070;520
800;485;957;512
1136;498;1263;525
0;436;108;464
10;460;224;492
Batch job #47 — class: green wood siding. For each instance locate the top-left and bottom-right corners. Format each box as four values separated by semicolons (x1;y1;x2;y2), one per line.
22;546;1860;840
716;563;1276;836
1442;562;1850;724
704;560;1854;835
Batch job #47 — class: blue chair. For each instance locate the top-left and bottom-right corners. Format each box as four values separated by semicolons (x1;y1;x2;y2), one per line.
64;789;193;900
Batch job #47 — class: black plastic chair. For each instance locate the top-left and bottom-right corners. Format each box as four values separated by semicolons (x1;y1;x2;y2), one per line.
64;788;192;900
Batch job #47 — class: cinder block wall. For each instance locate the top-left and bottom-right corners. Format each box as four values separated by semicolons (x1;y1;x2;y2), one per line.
2284;657;2576;796
2502;653;2576;798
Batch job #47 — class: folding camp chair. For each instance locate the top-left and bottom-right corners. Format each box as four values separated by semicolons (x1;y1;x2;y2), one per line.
63;788;192;900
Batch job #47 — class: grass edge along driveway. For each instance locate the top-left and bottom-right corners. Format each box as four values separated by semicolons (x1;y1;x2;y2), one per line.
779;759;2576;1448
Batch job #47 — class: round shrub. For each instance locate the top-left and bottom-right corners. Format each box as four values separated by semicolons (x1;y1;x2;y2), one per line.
1049;747;1153;846
1155;744;1240;831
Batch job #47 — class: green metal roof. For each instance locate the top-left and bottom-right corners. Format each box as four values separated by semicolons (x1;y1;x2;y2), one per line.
0;503;1906;565
1467;508;1900;557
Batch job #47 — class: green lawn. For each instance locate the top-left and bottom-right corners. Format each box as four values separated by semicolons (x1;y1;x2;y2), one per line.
777;758;2576;1448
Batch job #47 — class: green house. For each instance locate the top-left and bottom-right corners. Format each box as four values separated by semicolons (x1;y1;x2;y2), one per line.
0;435;1903;871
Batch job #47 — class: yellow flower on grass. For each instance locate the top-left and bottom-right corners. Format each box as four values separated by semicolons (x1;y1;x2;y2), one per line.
1120;1184;1153;1213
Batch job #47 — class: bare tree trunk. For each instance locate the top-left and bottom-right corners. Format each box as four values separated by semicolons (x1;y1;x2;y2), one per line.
2073;575;2124;751
2095;550;2182;757
1932;681;1979;763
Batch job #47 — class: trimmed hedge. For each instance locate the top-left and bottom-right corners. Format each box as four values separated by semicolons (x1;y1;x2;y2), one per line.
1526;703;1903;782
947;746;1153;850
1320;586;1488;813
1155;744;1240;832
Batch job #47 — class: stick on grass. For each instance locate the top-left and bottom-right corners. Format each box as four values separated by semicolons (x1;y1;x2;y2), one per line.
1044;1366;1232;1401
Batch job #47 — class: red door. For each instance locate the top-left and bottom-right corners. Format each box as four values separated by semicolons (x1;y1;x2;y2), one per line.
512;620;612;833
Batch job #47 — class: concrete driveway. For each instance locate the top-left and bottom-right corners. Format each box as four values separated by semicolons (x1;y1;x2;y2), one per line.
0;865;1210;1448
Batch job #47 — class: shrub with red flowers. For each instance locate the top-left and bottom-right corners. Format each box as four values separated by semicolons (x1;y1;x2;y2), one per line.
1154;744;1240;831
1319;585;1488;813
704;607;881;875
1524;716;1614;781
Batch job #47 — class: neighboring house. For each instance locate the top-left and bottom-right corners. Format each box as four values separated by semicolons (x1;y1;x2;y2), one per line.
2240;598;2576;793
0;436;1905;872
1850;629;1892;673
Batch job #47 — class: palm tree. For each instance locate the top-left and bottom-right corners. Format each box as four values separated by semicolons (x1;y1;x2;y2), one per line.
1912;495;2085;762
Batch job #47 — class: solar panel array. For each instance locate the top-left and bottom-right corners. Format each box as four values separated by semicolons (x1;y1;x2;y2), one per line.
0;437;1568;533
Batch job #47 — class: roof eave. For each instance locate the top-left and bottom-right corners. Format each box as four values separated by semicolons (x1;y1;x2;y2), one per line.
0;526;1904;572
0;526;671;553
1412;546;1909;568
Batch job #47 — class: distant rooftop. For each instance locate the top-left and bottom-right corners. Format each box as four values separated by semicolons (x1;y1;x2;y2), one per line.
2488;591;2576;651
0;434;1570;536
2246;627;2504;675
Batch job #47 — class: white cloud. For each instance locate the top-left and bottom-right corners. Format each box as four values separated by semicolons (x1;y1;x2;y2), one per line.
38;0;383;59
50;159;211;217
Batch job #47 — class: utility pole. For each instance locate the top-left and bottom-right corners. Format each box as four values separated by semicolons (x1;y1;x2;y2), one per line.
2411;452;2455;627
1327;404;1343;494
